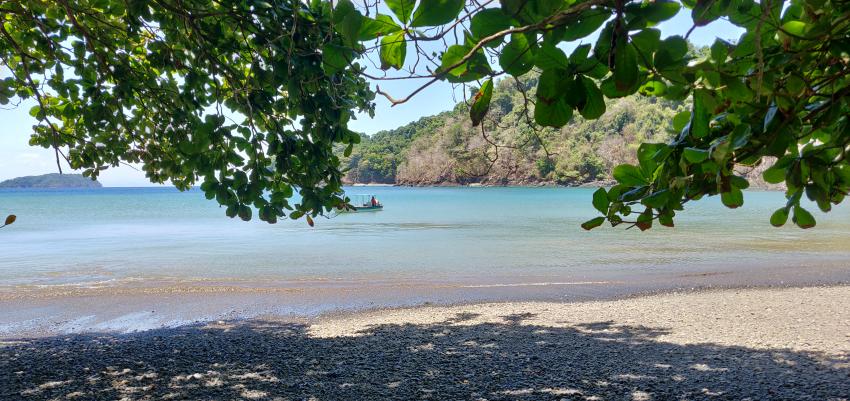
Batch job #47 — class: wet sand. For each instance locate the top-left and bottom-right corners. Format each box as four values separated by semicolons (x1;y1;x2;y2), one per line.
2;286;848;400
2;259;850;338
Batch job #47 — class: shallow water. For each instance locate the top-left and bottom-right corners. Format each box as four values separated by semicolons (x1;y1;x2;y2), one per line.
0;186;848;335
1;186;848;287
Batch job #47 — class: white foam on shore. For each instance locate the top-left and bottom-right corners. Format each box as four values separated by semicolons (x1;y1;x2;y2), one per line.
90;312;187;333
460;281;612;288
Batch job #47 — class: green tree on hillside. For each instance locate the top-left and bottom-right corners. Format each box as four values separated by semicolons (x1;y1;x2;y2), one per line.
2;0;848;229
339;76;682;186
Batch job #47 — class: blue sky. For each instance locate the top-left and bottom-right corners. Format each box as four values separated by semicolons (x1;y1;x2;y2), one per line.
0;8;743;186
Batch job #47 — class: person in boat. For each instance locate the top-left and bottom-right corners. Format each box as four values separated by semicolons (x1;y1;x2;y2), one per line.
371;196;378;207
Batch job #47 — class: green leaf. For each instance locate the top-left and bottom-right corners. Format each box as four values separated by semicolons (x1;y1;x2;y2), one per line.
710;39;728;63
358;14;402;40
770;207;789;227
721;187;744;209
637;143;668;177
731;125;752;150
642;190;670;209
659;210;675;227
672;111;691;132
332;0;355;23
636;208;653;231
535;43;570;70
731;31;756;58
836;165;850;185
762;164;787;184
641;0;682;24
592;188;609;214
786;75;806;96
781;20;808;37
385;0;416;24
534;97;572;127
563;11;609;41
333;0;363;46
439;45;491;82
612;164;648;186
536;69;565;101
380;31;406;70
411;0;465;27
562;75;586;109
238;205;252;221
793;205;816;228
711;137;731;164
499;34;535;76
470;8;512;43
569;44;591;65
501;0;562;24
692;0;728;26
691;89;711;138
628;0;680;25
613;41;639;91
805;184;825;203
816;197;832;213
722;74;753;100
683;147;709;163
322;44;353;75
639;80;667;96
653;36;688;71
470;78;493;127
581;216;606;230
630;29;661;56
579;76;605;120
200;180;217;193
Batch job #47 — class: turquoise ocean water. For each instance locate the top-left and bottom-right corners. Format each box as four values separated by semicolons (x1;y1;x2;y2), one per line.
1;186;848;290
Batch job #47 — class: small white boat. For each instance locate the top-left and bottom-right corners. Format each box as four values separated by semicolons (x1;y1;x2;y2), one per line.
344;194;384;212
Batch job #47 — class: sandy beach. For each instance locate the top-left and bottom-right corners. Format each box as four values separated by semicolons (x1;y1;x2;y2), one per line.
4;257;849;338
2;285;848;400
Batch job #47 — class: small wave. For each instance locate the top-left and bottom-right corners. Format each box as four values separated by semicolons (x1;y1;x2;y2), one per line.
320;222;478;232
460;281;613;288
22;277;149;289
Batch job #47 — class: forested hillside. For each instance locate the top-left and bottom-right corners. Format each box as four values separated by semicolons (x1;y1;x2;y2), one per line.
341;74;685;186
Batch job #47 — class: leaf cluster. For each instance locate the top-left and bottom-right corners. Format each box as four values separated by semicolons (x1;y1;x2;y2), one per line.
1;0;374;223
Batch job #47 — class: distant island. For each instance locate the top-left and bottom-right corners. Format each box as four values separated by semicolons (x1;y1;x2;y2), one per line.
0;173;102;189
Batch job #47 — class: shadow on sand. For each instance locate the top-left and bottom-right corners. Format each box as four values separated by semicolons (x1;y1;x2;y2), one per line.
2;314;848;400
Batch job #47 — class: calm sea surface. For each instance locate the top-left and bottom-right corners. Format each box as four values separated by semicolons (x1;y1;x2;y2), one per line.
1;186;850;335
1;186;848;289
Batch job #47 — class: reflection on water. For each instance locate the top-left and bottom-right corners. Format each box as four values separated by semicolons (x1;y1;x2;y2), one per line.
0;186;848;290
